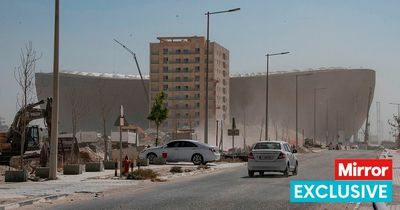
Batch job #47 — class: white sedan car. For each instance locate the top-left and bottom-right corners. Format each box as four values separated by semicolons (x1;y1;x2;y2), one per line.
247;141;298;177
139;140;220;165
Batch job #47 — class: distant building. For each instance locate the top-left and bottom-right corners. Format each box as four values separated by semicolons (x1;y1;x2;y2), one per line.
36;68;375;149
149;36;230;139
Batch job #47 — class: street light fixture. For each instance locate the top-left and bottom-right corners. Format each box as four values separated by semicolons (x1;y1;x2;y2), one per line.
204;7;240;144
265;51;290;141
295;73;313;147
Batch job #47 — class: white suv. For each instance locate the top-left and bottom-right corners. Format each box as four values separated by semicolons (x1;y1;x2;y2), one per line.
139;140;220;165
247;141;298;177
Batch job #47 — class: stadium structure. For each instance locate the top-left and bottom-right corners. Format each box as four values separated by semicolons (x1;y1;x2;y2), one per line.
35;68;375;148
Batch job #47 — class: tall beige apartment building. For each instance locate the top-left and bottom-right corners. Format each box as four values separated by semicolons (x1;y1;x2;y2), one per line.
150;36;229;141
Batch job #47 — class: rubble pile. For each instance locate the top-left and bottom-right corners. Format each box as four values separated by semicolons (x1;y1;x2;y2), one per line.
79;146;102;163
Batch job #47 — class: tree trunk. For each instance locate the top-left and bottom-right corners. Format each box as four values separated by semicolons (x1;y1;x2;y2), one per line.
156;124;159;146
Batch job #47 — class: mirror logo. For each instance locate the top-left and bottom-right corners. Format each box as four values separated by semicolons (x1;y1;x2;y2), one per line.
290;159;392;202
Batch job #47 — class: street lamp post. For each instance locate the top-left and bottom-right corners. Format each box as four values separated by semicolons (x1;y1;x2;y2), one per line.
204;8;240;144
295;73;312;147
265;51;289;141
49;0;59;180
313;87;326;146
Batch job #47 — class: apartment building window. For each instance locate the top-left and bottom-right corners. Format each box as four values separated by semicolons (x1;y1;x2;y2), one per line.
176;77;181;82
176;113;181;118
223;62;226;68
196;102;200;108
195;93;200;98
185;95;189;99
185;104;189;108
175;104;179;108
183;58;189;63
163;66;168;72
176;67;181;72
183;67;189;72
176;58;181;63
195;57;200;63
184;86;189;90
223;96;226;103
163;85;168;90
176;85;181;90
195;66;200;72
222;70;226;77
163;57;168;64
195;84;200;90
195;75;200;81
183;76;189;81
163;75;168;81
183;49;189;54
195;112;200;117
223;79;226;85
163;48;168;54
185;113;189;118
223;53;226;60
176;49;181;54
195;48;200;53
223;88;226;94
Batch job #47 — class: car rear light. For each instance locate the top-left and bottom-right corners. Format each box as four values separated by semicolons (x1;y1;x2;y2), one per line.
248;152;254;159
277;152;286;159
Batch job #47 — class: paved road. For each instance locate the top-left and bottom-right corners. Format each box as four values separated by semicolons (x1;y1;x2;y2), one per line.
51;150;378;210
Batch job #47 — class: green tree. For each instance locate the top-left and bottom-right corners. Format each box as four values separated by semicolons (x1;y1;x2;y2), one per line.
147;92;168;146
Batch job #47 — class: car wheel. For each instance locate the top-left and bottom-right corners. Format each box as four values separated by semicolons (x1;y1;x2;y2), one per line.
283;163;290;177
248;170;254;177
147;153;157;164
192;153;204;165
293;162;298;176
259;171;264;176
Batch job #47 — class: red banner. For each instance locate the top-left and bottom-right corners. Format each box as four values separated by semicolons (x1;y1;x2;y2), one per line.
334;159;392;180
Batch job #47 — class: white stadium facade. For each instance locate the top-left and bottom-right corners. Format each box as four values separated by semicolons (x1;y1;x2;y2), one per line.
35;68;375;148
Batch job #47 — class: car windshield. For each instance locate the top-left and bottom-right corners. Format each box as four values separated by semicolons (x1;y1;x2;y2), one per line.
254;142;281;150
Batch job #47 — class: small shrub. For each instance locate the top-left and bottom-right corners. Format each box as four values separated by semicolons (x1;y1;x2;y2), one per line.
170;166;183;173
184;168;194;173
197;165;210;170
127;169;158;180
152;157;166;165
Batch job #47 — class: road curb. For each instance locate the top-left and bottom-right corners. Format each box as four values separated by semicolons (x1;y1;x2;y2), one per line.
0;193;68;210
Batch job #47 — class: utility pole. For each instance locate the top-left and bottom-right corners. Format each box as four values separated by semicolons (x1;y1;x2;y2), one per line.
49;0;59;180
364;87;373;144
314;87;326;146
325;103;329;145
216;120;219;147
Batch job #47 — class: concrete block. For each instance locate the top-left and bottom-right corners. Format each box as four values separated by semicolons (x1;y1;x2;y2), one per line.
35;167;50;178
85;162;104;172
103;161;119;169
63;164;84;175
5;170;27;182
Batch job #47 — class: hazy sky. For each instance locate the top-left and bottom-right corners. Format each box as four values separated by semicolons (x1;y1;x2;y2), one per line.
0;0;399;139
